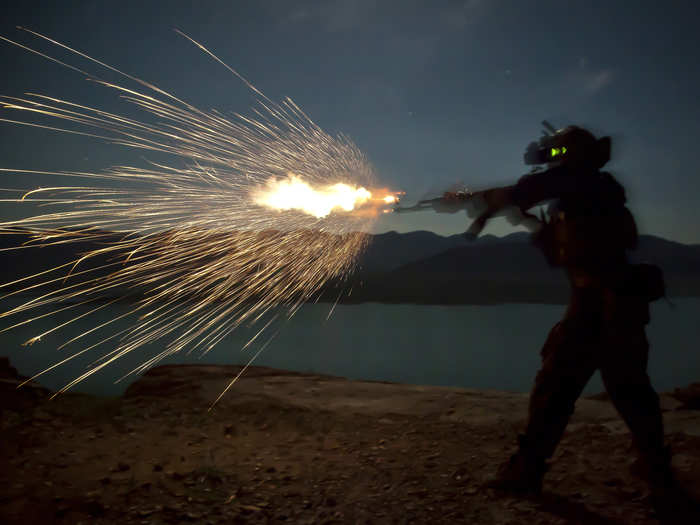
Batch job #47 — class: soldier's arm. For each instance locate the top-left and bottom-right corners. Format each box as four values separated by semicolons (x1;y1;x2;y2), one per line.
510;166;577;211
470;167;569;218
465;167;573;238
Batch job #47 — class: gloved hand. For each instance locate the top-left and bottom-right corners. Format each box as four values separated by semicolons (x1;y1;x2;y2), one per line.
464;213;489;241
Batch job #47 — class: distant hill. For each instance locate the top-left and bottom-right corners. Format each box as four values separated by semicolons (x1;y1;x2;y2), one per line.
348;231;563;304
354;230;468;273
0;229;698;305
356;230;530;273
346;231;700;304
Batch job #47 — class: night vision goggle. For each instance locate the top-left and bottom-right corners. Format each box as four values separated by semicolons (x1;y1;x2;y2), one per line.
524;120;567;165
524;141;568;165
523;121;611;168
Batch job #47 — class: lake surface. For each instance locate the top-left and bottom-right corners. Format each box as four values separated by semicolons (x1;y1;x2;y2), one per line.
3;299;699;398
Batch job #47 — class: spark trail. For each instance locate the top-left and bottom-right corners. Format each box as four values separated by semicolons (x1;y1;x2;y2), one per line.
0;29;396;402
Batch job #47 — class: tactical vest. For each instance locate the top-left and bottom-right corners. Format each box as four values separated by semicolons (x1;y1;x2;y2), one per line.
534;172;637;269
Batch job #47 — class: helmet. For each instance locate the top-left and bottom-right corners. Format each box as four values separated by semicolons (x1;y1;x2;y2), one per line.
524;122;611;168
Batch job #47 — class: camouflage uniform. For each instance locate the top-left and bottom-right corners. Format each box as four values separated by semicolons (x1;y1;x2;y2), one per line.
525;288;664;474
491;165;669;490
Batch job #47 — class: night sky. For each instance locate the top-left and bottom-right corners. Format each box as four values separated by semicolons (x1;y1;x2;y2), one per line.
1;1;699;242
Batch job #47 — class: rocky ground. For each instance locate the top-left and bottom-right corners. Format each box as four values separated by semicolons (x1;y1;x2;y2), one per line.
1;357;699;524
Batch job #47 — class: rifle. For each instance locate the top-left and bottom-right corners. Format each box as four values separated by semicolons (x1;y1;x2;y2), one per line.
393;186;542;240
392;188;474;215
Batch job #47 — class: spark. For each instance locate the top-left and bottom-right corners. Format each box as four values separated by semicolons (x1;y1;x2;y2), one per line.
0;29;398;402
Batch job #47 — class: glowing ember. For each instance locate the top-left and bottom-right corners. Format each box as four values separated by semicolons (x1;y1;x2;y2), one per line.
253;174;372;218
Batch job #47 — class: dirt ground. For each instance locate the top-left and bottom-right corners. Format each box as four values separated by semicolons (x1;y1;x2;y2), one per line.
1;361;699;524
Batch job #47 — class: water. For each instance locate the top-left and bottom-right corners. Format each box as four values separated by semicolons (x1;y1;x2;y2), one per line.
3;299;699;397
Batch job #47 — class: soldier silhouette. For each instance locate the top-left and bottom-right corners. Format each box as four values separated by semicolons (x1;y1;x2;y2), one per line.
463;123;697;519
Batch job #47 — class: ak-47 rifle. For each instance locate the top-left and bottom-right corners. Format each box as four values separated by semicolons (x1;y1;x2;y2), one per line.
392;188;474;215
393;186;541;239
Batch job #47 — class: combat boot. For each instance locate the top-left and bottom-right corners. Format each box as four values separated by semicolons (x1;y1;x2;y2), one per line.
485;435;548;495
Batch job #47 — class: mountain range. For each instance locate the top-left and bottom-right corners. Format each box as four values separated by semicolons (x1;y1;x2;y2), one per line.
1;230;698;305
345;230;700;304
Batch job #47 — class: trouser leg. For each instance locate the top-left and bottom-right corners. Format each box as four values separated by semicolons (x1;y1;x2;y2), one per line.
599;327;700;518
599;326;667;481
487;309;601;494
524;319;597;461
487;319;597;493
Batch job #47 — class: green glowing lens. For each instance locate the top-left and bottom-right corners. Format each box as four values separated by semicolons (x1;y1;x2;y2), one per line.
550;147;560;157
562;146;567;154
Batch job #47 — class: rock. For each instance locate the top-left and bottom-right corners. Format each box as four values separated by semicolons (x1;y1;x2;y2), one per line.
0;357;19;379
84;500;106;517
408;488;428;498
672;383;700;410
660;394;683;412
122;363;308;400
0;356;49;412
585;391;610;401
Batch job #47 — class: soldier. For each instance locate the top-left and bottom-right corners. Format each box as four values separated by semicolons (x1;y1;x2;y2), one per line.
464;124;696;519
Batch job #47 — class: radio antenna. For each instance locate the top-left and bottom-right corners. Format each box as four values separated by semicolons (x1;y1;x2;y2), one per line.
542;120;557;135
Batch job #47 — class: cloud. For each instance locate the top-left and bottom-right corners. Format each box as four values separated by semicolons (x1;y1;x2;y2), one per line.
551;61;615;99
583;69;614;93
574;56;615;94
523;61;616;116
